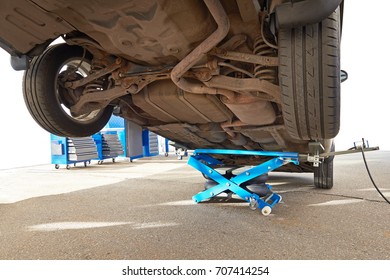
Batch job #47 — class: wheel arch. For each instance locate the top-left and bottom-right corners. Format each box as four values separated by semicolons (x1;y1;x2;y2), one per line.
273;0;343;28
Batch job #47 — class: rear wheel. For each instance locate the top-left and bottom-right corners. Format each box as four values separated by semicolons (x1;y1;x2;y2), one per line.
278;7;341;140
314;142;335;189
23;43;113;137
314;156;334;189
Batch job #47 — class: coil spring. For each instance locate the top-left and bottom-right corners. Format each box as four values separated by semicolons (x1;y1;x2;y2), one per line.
253;35;277;84
83;60;105;94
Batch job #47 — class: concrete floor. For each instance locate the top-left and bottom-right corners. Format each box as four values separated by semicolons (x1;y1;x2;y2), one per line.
0;151;390;260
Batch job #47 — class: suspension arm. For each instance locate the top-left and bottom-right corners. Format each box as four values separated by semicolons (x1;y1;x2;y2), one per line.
209;48;279;66
65;59;123;89
70;86;127;116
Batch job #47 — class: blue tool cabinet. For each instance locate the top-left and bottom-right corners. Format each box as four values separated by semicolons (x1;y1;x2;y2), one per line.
92;132;125;164
50;134;98;169
50;116;166;168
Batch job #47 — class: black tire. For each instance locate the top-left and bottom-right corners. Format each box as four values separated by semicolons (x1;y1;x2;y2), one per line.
314;142;335;189
314;156;334;189
23;44;113;137
278;7;341;140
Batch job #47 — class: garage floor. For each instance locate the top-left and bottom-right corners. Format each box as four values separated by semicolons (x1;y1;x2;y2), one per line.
1;152;390;260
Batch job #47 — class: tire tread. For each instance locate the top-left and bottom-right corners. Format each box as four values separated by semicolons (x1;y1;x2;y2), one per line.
278;8;341;140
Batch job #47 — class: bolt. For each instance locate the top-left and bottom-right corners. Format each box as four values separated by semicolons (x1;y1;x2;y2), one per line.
127;84;138;93
245;171;250;176
210;192;214;196
226;183;230;187
208;170;213;174
168;47;180;54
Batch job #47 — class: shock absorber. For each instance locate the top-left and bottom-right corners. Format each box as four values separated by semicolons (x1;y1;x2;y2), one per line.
253;17;278;84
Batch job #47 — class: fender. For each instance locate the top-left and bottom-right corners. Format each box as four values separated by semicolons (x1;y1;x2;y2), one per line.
274;0;343;28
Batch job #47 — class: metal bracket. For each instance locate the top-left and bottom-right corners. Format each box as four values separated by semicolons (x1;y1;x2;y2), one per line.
306;142;324;167
319;146;379;158
304;139;379;165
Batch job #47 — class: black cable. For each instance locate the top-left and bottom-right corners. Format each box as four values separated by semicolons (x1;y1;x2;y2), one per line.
360;146;390;204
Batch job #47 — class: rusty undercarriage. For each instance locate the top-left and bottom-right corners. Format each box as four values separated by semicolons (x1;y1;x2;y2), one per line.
0;0;344;187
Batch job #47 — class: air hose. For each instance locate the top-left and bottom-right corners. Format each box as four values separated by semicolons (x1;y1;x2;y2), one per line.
360;146;390;204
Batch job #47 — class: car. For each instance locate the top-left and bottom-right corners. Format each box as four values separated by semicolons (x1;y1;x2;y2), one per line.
0;0;344;188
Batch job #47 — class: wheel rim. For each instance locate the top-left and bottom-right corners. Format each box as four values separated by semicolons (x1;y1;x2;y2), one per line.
55;58;106;124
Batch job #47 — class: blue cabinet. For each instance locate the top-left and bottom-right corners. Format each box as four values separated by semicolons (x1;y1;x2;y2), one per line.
50;135;98;169
50;116;165;168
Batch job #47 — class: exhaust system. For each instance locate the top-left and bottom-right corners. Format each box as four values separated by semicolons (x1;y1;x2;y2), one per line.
170;0;276;150
170;0;230;97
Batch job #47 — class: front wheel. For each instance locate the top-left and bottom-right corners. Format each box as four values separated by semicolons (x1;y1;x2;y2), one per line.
278;7;341;140
23;43;113;137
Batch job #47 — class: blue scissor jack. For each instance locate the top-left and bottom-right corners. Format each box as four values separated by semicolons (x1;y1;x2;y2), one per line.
188;149;300;215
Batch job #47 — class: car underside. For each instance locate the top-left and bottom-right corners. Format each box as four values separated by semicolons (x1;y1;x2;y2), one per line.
0;0;344;188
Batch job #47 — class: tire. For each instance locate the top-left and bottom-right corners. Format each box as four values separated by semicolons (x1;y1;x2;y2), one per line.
23;44;113;137
314;156;334;189
278;7;341;140
314;142;335;189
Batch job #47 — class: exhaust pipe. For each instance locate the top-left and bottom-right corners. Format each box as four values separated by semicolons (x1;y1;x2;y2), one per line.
170;0;274;150
170;0;230;96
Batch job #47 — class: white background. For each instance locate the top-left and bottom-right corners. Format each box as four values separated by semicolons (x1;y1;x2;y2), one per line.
0;0;389;169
